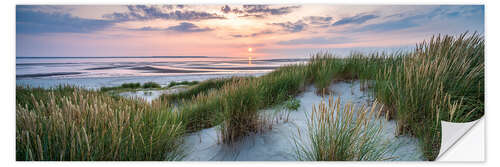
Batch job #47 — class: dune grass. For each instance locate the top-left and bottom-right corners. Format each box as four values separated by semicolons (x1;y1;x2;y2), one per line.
167;80;199;88
283;98;301;111
16;86;185;161
217;79;265;144
121;82;141;89
142;81;161;88
16;32;483;161
370;33;484;159
159;77;244;104
294;97;393;161
99;81;162;92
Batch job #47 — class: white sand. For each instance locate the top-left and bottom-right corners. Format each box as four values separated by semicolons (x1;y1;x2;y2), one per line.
182;81;424;161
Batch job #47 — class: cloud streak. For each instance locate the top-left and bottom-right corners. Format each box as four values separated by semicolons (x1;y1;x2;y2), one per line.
104;5;225;21
132;22;212;33
243;5;300;15
220;5;300;18
277;36;353;45
16;6;115;34
270;16;334;33
271;21;307;33
303;16;334;26
332;14;378;26
166;22;212;32
230;30;274;38
347;5;484;33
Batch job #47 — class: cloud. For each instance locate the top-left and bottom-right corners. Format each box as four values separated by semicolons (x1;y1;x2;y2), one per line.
104;5;225;21
16;6;115;34
17;5;72;14
332;14;378;26
243;5;300;15
163;5;186;10
271;21;307;33
132;22;212;33
220;5;300;18
348;6;484;33
167;22;212;32
433;5;484;18
303;16;333;25
133;26;161;31
277;36;353;45
354;18;418;32
221;5;232;13
269;16;334;33
230;30;274;38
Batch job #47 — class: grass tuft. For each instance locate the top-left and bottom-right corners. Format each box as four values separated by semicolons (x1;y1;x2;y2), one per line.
100;82;162;92
217;79;266;144
167;80;199;88
295;97;393;161
142;81;161;88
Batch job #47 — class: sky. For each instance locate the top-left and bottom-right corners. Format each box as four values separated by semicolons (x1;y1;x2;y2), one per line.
16;5;484;59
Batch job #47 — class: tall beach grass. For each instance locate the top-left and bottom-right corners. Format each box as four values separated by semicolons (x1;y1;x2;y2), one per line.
16;86;185;160
371;33;484;159
294;97;393;161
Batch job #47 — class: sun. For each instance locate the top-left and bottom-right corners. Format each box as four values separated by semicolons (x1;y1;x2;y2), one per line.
248;47;253;52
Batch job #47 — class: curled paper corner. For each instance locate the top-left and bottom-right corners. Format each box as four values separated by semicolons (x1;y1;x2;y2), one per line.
436;117;483;160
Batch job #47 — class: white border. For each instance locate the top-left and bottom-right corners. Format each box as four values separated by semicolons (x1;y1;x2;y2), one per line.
3;0;495;166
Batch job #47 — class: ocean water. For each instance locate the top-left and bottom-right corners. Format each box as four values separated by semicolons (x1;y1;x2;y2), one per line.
16;56;306;89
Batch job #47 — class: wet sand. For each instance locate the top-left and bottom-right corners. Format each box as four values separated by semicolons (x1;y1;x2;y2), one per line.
129;66;216;73
16;72;83;78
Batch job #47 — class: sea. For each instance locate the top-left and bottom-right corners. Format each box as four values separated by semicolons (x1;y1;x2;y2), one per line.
16;56;306;89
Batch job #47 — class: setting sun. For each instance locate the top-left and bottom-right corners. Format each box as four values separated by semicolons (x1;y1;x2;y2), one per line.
248;47;253;52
